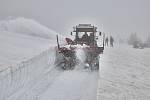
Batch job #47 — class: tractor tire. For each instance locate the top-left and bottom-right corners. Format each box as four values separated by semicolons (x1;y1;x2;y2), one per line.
91;56;99;70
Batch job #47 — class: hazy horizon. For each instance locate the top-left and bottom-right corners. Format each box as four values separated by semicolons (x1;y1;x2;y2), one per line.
0;0;150;39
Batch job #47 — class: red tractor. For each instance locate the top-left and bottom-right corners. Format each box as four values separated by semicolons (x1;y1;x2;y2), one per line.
55;24;104;70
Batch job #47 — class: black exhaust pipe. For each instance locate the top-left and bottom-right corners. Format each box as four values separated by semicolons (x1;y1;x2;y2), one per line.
56;35;60;49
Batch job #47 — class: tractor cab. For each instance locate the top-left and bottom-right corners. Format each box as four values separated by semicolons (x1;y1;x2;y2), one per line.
71;24;99;46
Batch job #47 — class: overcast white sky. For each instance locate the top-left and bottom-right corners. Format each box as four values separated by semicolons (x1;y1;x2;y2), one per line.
0;0;150;38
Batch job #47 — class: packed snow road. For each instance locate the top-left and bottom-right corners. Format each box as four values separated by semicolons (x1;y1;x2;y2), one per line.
39;70;98;100
98;44;150;100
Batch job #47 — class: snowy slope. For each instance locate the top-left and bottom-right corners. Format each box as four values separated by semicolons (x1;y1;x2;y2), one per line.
0;17;65;100
97;44;150;100
0;31;53;70
0;17;65;70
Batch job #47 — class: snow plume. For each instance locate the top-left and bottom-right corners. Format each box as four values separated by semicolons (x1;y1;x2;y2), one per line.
0;17;63;39
75;48;86;69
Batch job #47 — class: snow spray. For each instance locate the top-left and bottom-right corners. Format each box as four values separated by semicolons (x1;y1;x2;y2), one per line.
75;48;86;69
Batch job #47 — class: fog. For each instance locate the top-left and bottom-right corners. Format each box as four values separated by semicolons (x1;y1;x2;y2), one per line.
0;0;150;39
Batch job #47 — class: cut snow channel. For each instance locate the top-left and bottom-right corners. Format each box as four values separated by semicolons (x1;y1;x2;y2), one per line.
39;70;98;100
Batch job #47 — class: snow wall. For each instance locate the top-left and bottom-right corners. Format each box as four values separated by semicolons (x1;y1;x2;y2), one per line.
0;17;62;100
0;48;56;100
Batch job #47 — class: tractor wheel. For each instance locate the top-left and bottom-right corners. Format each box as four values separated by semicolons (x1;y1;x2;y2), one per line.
95;58;99;70
62;57;76;70
90;56;99;70
95;56;100;70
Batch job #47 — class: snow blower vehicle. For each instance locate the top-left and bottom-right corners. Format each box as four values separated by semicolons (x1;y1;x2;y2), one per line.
55;24;104;70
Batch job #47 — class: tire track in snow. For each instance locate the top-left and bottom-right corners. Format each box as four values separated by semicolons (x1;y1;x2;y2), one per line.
39;70;98;100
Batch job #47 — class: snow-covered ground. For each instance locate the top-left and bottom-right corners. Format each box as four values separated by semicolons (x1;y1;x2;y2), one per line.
39;70;98;100
0;31;52;70
1;48;98;100
2;18;150;100
98;44;150;100
0;18;60;100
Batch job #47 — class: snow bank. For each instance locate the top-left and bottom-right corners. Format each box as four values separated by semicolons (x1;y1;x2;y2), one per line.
0;17;63;39
0;48;56;100
0;17;65;70
0;17;67;100
0;31;54;70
